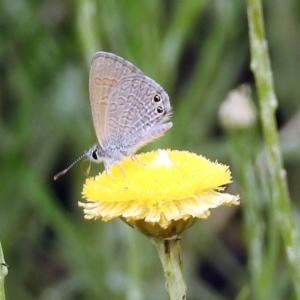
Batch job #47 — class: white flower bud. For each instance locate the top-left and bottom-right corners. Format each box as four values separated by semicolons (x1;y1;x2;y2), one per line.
219;85;257;129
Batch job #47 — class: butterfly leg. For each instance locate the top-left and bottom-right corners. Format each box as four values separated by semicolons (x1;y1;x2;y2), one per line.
115;163;126;177
131;154;146;166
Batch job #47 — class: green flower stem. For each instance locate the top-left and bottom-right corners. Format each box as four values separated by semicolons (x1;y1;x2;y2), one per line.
247;0;300;297
151;237;186;300
75;0;100;64
227;125;279;300
221;86;279;299
0;242;7;300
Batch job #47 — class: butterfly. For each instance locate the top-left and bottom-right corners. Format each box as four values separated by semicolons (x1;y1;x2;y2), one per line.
54;52;172;180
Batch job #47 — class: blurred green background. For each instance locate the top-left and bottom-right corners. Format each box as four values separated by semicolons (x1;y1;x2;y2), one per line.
1;0;300;299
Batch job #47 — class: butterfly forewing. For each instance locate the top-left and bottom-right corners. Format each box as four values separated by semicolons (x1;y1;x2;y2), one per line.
89;52;143;144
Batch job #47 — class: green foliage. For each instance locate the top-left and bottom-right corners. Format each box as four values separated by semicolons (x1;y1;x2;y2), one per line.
1;0;300;299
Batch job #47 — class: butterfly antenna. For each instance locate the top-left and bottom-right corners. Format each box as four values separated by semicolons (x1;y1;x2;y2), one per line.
54;153;86;180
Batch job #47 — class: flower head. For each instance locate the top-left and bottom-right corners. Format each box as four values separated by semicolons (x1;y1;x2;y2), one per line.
79;150;239;238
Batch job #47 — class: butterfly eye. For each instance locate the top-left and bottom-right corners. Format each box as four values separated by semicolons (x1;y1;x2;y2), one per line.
92;149;98;160
155;106;164;115
152;94;162;103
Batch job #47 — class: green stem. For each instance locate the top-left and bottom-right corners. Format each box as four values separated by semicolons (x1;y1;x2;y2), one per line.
247;0;300;297
151;237;186;300
0;242;7;300
75;0;100;64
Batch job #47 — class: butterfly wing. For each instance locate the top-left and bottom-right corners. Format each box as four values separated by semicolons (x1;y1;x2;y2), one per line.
104;75;172;155
89;52;143;145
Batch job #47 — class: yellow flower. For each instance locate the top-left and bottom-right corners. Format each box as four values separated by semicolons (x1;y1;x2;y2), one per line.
79;150;239;238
